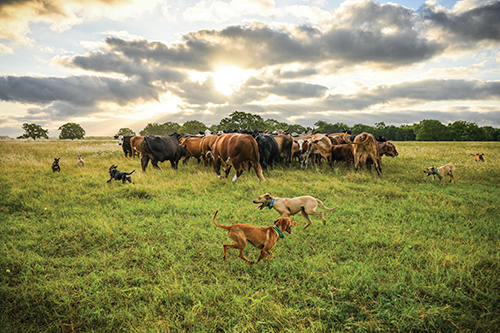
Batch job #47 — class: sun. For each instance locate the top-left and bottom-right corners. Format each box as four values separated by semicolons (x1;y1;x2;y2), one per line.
212;66;249;95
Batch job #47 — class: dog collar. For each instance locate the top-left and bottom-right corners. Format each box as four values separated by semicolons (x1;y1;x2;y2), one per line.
267;198;276;209
273;225;284;239
434;168;439;175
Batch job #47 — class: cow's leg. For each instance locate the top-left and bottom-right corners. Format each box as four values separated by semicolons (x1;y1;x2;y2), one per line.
141;155;150;172
231;165;243;183
170;159;178;170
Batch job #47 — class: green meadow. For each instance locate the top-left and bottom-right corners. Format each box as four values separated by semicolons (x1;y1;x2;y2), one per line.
1;139;499;332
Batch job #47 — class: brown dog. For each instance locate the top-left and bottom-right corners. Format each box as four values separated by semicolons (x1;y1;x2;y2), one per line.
471;153;485;162
423;163;455;184
253;193;337;229
212;210;297;264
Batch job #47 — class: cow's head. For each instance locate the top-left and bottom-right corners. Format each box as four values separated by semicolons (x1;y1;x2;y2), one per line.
380;141;399;157
117;135;124;146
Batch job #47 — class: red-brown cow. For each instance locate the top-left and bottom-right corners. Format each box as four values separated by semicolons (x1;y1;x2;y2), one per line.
330;144;354;168
272;134;293;166
130;136;144;158
200;134;219;167
212;133;265;183
352;132;382;177
179;136;203;164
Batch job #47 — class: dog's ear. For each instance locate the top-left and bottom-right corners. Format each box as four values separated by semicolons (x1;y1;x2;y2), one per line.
265;193;271;198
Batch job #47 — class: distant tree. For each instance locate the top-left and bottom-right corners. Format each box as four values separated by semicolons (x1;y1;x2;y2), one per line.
218;111;265;131
315;121;350;134
447;120;485;141
414;119;448;141
351;123;375;136
287;124;308;134
482;126;500;141
58;123;85;140
179;120;207;134
263;119;288;132
116;128;135;137
395;124;416;141
17;123;49;140
140;123;169;136
162;121;181;135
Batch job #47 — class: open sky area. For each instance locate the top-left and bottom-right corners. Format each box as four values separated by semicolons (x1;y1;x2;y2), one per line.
0;0;499;137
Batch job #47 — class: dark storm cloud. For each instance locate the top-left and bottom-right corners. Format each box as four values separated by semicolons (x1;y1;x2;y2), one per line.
421;1;500;43
0;75;160;106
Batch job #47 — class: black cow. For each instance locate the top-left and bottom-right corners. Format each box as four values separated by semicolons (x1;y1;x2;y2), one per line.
140;136;187;171
255;134;280;172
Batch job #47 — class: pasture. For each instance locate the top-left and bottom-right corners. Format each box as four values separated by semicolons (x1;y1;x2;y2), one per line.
1;139;499;332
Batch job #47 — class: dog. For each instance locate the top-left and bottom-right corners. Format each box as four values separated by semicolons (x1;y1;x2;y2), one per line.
253;193;338;229
423;163;455;184
51;158;61;172
77;154;85;167
212;210;297;264
107;165;135;184
471;153;485;162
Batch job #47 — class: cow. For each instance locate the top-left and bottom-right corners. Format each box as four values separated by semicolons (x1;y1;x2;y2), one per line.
179;136;204;164
140;136;187;171
378;141;399;157
352;132;382;177
212;133;265;183
129;136;144;159
254;134;280;172
330;144;354;168
200;134;220;167
272;134;293;166
307;134;332;166
292;136;312;167
116;135;133;158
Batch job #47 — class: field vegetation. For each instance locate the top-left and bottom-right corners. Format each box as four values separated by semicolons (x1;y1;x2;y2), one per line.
1;139;499;332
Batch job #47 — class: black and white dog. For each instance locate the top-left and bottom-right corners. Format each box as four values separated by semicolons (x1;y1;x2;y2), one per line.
107;165;135;184
52;158;61;172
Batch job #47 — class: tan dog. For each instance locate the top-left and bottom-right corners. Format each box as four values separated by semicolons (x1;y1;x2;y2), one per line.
253;193;337;229
212;210;296;264
423;163;455;184
77;154;85;167
471;153;485;162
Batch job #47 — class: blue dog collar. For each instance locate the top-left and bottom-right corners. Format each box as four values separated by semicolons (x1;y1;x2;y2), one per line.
268;198;276;209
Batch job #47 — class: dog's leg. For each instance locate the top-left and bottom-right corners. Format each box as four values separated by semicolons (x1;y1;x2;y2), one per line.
301;209;313;229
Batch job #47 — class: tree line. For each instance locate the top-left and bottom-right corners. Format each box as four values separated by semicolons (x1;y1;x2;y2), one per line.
17;111;500;141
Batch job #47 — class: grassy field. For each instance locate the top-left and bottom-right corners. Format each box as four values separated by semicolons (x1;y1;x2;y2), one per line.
1;139;499;332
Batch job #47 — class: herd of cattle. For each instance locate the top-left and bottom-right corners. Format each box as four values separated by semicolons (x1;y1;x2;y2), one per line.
115;129;399;182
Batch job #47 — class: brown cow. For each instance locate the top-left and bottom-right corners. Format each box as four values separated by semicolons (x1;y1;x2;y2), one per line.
308;134;332;165
272;134;293;166
212;133;265;183
352;132;382;177
179;136;203;164
330;144;354;168
378;141;399;157
292;136;312;166
200;134;219;167
130;136;144;158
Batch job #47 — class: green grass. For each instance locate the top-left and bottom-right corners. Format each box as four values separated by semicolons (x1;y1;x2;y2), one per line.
1;140;499;332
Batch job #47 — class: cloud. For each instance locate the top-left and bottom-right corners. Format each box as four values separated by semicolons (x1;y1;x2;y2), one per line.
0;0;161;42
421;0;500;46
0;75;160;106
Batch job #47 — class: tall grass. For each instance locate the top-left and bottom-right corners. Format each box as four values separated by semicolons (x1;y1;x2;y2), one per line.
1;140;499;332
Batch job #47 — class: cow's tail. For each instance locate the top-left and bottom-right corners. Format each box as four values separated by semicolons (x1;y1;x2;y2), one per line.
350;133;370;145
316;199;338;211
142;136;153;154
251;139;265;182
212;210;230;230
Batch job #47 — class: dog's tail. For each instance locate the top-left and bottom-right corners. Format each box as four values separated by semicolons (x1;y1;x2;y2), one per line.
316;199;338;211
129;170;135;175
212;210;230;230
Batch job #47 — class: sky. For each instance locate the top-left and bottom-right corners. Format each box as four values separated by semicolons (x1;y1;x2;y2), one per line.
0;0;499;137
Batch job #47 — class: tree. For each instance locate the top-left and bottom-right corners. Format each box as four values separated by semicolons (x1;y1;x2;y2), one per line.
140;123;169;136
179;120;207;134
17;123;49;140
59;123;86;140
218;111;265;131
314;121;349;134
162;122;181;135
414;119;449;141
116;128;135;137
351;123;375;136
